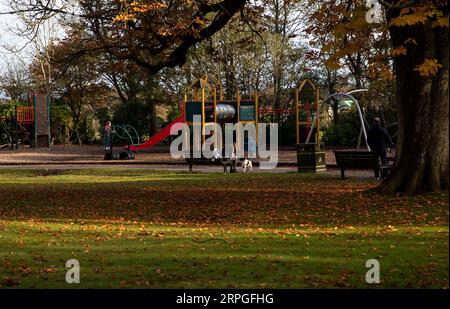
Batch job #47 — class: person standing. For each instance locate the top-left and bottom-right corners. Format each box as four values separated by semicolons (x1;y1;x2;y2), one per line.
367;117;394;178
103;121;113;159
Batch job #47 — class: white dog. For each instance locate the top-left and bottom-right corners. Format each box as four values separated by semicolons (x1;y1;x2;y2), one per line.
211;147;221;161
241;159;253;172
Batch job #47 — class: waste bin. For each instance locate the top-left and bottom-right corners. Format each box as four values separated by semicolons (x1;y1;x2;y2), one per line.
297;143;326;173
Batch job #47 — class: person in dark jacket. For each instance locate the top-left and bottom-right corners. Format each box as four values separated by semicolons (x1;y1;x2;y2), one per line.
367;117;394;178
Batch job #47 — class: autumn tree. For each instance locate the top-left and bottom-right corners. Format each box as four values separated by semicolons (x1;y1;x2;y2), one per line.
306;0;448;194
0;62;30;102
3;0;447;193
181;9;268;99
33;30;111;145
263;0;307;108
380;0;448;194
3;0;246;72
2;0;247;136
98;57;162;135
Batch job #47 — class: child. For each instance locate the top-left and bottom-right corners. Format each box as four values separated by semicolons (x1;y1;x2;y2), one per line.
104;121;112;152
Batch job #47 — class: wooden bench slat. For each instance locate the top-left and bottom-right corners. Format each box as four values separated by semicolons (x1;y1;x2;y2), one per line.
333;150;388;179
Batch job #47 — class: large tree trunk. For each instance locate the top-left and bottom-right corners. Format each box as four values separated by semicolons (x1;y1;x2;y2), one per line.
380;6;449;194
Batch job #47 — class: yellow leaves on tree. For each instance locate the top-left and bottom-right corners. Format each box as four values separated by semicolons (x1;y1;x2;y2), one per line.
325;59;340;71
113;12;136;23
391;45;407;57
113;0;168;23
193;16;206;27
390;4;448;27
414;59;443;77
369;63;394;80
432;17;449;28
130;1;167;13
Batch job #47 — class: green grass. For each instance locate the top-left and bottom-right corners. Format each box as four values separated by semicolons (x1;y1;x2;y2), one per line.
0;168;448;288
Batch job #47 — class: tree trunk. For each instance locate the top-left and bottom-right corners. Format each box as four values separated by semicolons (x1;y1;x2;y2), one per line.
380;8;449;194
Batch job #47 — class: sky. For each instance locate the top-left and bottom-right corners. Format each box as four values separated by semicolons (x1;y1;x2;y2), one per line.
0;0;33;74
0;0;67;75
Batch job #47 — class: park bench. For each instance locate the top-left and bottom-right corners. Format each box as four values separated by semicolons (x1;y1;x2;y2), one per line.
333;150;392;179
185;155;238;173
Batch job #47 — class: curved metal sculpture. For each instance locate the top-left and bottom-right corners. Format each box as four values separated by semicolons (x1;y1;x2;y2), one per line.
305;92;371;151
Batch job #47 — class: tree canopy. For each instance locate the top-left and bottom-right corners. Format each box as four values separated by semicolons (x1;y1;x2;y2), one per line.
0;0;448;194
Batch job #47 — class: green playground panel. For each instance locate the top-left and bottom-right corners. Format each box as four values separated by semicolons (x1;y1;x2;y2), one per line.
239;100;256;121
185;101;203;122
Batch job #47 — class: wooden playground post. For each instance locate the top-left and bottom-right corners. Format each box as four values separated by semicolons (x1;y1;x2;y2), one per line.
195;87;199;101
183;91;187;120
315;87;320;143
295;88;299;144
201;87;205;145
236;90;241;153
255;91;259;146
213;87;217;124
296;79;326;173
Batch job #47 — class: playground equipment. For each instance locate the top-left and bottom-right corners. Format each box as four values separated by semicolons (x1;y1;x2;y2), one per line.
129;116;184;151
305;89;397;151
308;91;369;150
111;124;140;146
126;75;326;173
183;75;259;152
128;74;259;154
0;92;50;149
103;123;139;160
295;79;326;173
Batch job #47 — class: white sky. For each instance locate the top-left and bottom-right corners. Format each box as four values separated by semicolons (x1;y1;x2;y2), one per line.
0;0;68;75
0;1;32;73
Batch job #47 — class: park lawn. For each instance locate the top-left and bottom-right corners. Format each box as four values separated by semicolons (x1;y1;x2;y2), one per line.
0;169;448;288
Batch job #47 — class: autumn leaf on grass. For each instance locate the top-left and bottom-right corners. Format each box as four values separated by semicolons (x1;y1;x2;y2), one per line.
414;59;442;76
41;267;57;274
18;265;32;275
2;258;10;269
2;277;20;287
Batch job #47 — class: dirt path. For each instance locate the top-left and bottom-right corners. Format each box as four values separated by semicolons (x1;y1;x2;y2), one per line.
0;162;379;179
0;144;342;164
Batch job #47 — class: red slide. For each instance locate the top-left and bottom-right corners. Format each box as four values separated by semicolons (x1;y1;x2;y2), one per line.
129;115;184;151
